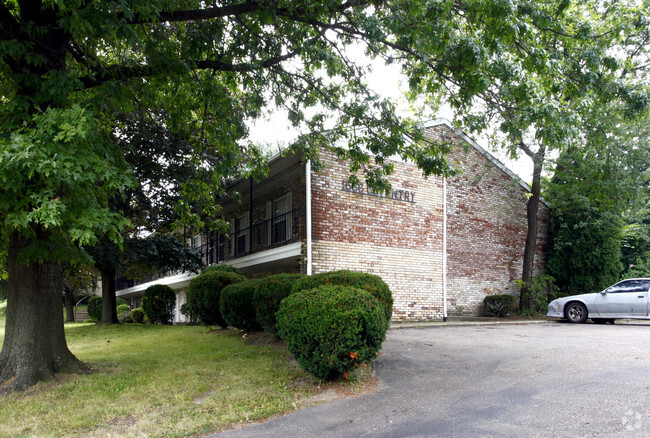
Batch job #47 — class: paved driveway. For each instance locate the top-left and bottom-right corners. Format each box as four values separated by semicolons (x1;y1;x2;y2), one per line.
211;322;650;437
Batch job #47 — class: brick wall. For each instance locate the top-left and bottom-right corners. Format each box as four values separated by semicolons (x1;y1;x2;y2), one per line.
426;125;549;315
310;124;549;321
311;149;445;321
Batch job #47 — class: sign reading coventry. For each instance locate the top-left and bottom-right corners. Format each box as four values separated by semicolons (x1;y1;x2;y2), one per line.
341;180;416;203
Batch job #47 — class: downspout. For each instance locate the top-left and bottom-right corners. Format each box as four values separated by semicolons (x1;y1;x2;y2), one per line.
443;176;448;322
249;178;254;254
306;159;312;275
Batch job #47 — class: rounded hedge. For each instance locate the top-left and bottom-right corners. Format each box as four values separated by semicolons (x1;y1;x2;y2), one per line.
291;270;393;320
252;273;304;336
201;264;244;276
277;285;388;379
219;280;261;331
86;296;129;321
116;304;130;318
130;308;146;323
142;284;176;324
186;271;246;328
87;296;103;321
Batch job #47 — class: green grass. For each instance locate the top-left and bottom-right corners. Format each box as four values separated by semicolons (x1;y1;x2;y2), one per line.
0;301;324;437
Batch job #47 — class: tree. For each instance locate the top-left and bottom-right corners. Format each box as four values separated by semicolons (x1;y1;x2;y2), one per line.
0;0;646;392
90;111;218;324
62;264;98;322
398;0;649;309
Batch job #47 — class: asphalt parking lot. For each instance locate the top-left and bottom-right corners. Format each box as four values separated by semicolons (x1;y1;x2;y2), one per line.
212;321;650;437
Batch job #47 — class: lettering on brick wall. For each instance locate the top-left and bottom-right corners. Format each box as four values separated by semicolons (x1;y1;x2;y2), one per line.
341;180;416;204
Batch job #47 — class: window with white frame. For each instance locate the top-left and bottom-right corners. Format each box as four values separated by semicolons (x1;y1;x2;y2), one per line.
234;214;249;255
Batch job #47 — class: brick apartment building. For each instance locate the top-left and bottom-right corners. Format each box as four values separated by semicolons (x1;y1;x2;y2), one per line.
116;119;549;322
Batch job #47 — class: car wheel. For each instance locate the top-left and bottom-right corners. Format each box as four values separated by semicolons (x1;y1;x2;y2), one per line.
565;302;588;323
592;318;607;324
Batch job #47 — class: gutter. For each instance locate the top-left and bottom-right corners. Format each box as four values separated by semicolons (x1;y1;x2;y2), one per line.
306;159;313;275
443;176;448;322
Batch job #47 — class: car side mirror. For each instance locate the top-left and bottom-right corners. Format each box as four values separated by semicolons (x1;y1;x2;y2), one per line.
600;290;608;295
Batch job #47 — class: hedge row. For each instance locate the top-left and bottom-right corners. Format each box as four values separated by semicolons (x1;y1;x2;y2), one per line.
182;267;393;380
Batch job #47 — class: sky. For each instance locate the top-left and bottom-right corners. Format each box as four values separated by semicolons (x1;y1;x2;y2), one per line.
247;52;535;184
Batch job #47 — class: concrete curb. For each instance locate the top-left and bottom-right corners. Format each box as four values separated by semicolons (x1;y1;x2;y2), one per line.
390;319;550;330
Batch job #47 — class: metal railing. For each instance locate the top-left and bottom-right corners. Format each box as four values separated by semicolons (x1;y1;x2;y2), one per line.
116;209;302;291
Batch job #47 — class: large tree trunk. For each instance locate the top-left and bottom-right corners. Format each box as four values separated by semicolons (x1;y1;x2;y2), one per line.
520;153;544;311
0;232;86;393
64;286;75;322
100;266;119;324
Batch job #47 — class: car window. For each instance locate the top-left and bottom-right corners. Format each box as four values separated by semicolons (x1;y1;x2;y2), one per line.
607;280;650;294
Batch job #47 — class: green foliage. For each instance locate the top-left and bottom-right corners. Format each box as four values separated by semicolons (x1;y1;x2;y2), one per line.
517;275;559;317
219;281;261;331
546;146;626;295
276;285;388;380
86;296;103;321
130;308;146;324
116;304;130;318
0;106;133;264
87;296;128;321
186;271;246;328
483;295;516;317
180;303;199;325
201;264;244;277
118;310;134;323
253;273;304;336
291;270;393;320
142;284;176;325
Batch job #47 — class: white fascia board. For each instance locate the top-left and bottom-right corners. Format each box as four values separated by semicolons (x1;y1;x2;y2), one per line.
228;241;302;269
116;242;303;297
116;271;199;297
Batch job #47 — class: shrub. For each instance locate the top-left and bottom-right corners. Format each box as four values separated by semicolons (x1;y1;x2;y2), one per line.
119;310;133;323
201;264;244;276
483;294;516;317
86;296;130;321
253;273;304;336
277;285;388;379
186;271;246;327
87;296;102;321
142;284;176;324
130;308;146;323
219;280;261;331
291;270;393;320
116;304;130;318
180;303;199;325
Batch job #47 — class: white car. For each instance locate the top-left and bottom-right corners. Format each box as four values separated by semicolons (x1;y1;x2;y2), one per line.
547;278;650;324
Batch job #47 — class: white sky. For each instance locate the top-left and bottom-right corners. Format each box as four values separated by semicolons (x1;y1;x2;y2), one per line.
248;53;535;184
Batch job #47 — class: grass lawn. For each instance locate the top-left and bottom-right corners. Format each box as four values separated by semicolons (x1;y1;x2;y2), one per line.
0;301;372;437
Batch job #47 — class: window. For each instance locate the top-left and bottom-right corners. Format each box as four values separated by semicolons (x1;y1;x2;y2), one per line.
272;195;289;244
234;214;249;255
607;280;650;294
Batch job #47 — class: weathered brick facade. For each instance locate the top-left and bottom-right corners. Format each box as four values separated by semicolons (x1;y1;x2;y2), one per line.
117;121;549;323
309;122;548;320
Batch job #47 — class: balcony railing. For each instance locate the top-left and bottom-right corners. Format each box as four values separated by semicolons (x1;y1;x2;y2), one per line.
205;208;301;264
116;209;302;292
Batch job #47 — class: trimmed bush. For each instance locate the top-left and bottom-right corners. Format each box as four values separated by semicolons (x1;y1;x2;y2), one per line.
483;294;516;317
116;304;130;318
180;303;199;325
142;284;176;324
87;296;102;321
219;280;261;331
201;264;244;276
86;296;129;321
277;285;388;379
186;271;246;327
253;273;304;336
130;308;146;323
291;270;393;320
119;310;133;323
